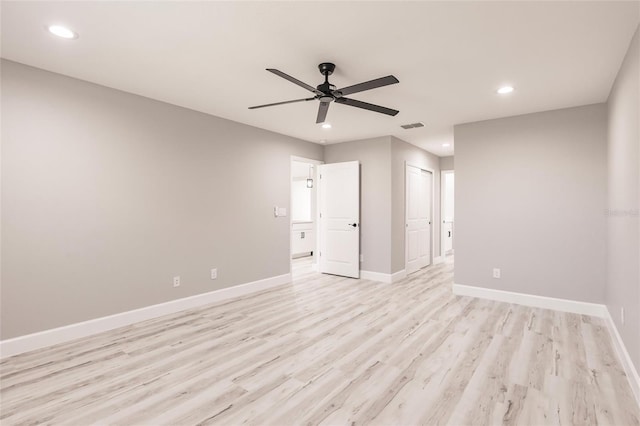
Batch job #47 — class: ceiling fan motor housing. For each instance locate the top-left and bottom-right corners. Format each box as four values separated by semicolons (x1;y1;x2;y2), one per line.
318;62;335;76
317;63;338;100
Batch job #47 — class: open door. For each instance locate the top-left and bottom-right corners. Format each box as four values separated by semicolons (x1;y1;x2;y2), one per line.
406;165;432;274
318;161;360;278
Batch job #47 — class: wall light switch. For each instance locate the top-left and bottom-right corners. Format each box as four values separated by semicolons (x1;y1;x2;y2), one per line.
211;268;218;280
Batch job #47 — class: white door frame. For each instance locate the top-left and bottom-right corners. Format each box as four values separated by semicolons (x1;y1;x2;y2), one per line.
405;162;435;273
290;156;323;275
440;170;454;257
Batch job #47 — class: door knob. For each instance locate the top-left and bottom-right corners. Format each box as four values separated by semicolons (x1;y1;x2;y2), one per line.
348;223;358;228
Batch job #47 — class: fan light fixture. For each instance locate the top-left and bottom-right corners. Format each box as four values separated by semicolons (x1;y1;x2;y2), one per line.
48;25;77;39
306;165;314;188
497;86;514;94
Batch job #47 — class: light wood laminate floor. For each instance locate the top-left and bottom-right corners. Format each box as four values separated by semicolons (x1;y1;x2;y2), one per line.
1;259;638;425
291;255;314;278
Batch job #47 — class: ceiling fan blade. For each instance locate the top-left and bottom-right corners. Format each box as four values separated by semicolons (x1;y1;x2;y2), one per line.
249;97;315;109
267;69;323;95
336;75;399;96
316;102;330;124
335;97;399;116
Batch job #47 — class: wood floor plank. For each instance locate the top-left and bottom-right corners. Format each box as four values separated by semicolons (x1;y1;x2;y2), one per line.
1;257;638;425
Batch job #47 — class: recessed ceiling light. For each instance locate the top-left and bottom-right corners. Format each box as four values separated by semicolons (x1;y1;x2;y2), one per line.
321;123;332;129
497;86;514;94
47;25;77;39
442;143;451;147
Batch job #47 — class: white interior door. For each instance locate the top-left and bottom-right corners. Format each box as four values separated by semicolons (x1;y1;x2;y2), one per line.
318;161;360;278
406;165;432;274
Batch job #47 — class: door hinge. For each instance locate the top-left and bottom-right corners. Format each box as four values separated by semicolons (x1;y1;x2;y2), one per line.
319;251;322;256
320;174;322;179
319;212;322;218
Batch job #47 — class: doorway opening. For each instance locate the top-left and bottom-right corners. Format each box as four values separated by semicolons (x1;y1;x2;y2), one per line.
441;170;454;258
290;156;322;279
405;163;434;275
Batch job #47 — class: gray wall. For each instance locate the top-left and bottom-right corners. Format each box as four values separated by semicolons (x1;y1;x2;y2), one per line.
390;137;442;273
606;26;639;372
440;156;454;171
1;60;323;339
454;104;607;303
324;137;393;274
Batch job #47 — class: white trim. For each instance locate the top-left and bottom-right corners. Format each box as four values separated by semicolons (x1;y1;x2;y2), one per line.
391;269;407;283
0;273;292;359
360;270;393;284
433;256;444;265
290;156;323;165
360;269;407;284
452;283;608;317
604;308;640;407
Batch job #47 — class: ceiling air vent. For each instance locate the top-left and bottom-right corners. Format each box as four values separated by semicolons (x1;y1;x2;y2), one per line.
400;122;425;130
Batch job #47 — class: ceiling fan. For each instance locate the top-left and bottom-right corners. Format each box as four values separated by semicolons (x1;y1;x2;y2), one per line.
249;63;399;124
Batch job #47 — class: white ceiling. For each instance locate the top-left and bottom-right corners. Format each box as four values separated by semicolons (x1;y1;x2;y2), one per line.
2;1;638;157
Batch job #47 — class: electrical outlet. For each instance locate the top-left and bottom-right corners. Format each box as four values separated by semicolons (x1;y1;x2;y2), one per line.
173;276;181;287
211;268;218;280
621;307;625;324
492;268;501;279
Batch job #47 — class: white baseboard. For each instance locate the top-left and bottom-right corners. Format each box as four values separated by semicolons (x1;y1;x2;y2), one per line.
391;269;407;283
0;273;292;359
360;270;392;284
360;269;406;284
452;283;608;317
433;256;444;264
604;308;640;407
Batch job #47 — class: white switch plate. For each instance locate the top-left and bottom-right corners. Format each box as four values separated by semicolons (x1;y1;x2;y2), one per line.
492;268;501;279
173;276;181;287
211;268;218;280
